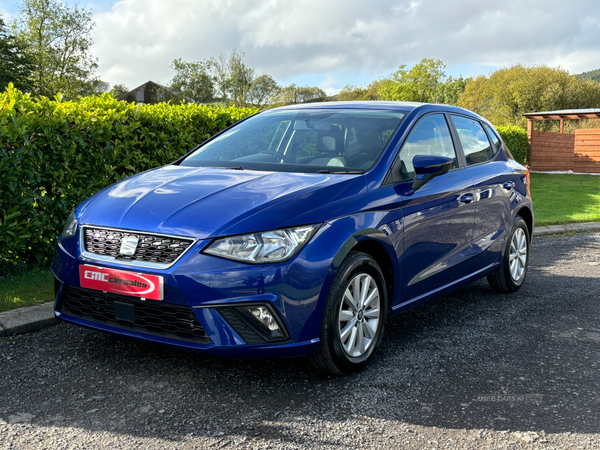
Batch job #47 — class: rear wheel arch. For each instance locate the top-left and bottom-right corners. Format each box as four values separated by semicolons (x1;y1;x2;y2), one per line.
488;215;530;293
516;206;534;238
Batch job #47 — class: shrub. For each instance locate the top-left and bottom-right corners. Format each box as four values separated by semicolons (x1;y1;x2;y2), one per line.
496;125;528;165
0;86;257;267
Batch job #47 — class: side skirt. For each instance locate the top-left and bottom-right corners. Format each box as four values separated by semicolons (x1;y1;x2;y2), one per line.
390;262;500;316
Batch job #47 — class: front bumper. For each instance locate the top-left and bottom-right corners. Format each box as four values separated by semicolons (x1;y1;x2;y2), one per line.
52;223;348;358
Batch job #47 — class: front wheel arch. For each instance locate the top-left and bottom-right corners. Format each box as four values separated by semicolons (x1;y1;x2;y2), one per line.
326;231;398;314
310;251;388;374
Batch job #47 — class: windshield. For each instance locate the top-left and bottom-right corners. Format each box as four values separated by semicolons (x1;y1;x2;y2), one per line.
179;109;406;173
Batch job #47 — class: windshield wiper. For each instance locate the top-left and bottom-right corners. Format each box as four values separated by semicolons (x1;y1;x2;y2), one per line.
318;170;364;174
228;166;244;170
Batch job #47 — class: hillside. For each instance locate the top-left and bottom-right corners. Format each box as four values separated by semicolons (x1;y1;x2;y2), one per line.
578;68;600;82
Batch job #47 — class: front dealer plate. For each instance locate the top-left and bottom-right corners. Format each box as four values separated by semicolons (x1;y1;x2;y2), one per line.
79;265;164;300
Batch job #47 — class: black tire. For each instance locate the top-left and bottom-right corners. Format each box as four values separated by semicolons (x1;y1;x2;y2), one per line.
309;251;387;375
488;216;530;293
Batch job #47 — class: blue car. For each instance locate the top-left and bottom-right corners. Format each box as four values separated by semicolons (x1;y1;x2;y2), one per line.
52;101;533;374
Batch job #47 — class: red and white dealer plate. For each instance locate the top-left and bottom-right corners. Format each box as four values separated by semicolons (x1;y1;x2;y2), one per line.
79;265;164;300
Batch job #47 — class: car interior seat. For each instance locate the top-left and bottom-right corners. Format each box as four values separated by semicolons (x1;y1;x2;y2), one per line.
310;127;347;167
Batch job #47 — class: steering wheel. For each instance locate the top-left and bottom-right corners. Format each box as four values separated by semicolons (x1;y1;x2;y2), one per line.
259;151;293;163
348;148;373;167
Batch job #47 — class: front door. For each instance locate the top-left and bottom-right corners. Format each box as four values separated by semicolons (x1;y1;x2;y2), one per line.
391;113;477;303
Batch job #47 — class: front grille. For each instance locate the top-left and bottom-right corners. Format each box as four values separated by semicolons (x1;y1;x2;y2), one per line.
83;227;194;266
61;286;211;344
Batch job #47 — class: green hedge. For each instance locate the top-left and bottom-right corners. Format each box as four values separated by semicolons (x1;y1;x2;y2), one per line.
0;86;257;267
496;125;528;165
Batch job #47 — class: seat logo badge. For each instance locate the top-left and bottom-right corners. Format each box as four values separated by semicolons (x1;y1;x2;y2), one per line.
119;237;139;256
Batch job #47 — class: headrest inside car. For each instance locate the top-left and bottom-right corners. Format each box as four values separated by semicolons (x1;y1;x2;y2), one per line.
322;136;336;151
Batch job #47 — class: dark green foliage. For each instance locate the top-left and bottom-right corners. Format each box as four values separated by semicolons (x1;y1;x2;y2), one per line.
0;17;33;91
578;68;600;83
0;86;257;267
496;125;529;165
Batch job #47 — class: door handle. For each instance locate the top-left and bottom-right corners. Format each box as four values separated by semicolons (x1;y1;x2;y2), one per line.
503;181;515;190
460;194;475;204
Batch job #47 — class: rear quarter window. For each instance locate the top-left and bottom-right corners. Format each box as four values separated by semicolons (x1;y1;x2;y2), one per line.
451;115;495;165
483;123;501;152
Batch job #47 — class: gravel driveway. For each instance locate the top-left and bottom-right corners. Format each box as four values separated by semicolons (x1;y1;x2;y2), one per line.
1;232;600;449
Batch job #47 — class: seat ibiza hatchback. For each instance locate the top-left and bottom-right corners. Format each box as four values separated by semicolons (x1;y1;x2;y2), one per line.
52;101;533;374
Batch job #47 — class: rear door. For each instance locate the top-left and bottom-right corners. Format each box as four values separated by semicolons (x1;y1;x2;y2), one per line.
390;113;477;303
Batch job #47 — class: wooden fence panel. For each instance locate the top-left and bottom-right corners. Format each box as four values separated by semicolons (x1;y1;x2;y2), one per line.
529;130;575;171
574;129;600;173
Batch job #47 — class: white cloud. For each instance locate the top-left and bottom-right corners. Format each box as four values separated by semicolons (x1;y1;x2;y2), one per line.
0;7;13;21
91;0;600;90
317;74;342;96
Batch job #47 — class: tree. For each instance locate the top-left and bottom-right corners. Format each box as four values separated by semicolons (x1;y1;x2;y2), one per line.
338;81;382;101
247;74;280;108
13;0;98;99
109;83;129;99
209;49;255;106
458;65;600;127
168;58;214;103
578;68;600;83
379;58;446;102
80;79;109;96
275;84;327;106
0;15;33;91
169;50;282;107
434;76;469;105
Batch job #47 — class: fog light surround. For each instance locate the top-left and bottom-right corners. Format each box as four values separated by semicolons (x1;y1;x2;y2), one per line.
234;303;289;341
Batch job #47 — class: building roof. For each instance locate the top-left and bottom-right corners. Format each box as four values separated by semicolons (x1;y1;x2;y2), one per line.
116;80;173;102
129;80;170;92
524;109;600;120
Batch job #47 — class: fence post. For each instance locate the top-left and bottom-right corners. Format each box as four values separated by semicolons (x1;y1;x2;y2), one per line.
526;119;533;164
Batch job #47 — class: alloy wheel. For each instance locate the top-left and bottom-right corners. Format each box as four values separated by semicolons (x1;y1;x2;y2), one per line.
509;227;527;282
337;273;381;357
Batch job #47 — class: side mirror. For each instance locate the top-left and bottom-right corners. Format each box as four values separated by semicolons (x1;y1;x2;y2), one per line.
411;155;454;190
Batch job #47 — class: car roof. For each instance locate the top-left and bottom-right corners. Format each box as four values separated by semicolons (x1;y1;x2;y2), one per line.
271;101;420;112
269;101;482;118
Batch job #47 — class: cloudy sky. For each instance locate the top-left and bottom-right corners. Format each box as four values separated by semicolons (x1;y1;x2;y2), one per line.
2;0;600;94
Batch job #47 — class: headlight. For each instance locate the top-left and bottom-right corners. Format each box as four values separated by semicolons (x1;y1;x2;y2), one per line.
204;224;320;263
62;211;78;238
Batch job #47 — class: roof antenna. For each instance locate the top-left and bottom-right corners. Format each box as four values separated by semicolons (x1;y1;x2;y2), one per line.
420;89;425;102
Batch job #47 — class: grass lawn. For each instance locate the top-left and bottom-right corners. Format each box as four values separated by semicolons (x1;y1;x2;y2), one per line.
0;269;54;313
531;173;600;226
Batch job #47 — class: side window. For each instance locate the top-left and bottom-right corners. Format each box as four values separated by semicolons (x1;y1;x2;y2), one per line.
398;114;457;180
483;123;500;152
451;115;495;165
